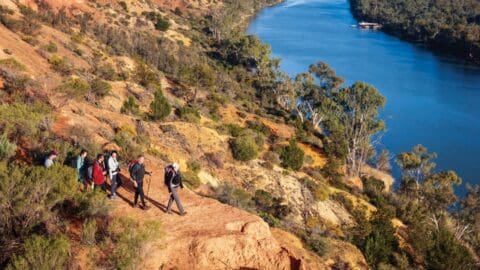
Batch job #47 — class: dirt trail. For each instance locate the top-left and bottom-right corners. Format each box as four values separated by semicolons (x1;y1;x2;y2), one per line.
108;161;306;269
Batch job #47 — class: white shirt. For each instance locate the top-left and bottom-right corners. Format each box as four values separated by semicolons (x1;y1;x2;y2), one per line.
108;156;119;179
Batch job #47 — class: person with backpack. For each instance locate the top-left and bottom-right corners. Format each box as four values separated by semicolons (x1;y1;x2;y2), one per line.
93;154;107;192
108;151;121;199
129;155;151;210
84;159;93;190
75;149;88;186
165;162;186;216
44;150;58;168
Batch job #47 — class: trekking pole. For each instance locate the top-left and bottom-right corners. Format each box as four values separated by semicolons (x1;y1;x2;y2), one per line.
146;174;151;198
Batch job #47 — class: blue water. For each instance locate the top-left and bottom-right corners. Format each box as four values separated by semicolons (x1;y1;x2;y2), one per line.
248;0;480;191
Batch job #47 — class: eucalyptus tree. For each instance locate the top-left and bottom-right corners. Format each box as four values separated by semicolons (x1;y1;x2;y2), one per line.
396;144;436;197
333;82;385;177
294;62;344;131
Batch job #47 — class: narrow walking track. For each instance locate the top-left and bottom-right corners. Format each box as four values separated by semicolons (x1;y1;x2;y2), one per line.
108;161;302;270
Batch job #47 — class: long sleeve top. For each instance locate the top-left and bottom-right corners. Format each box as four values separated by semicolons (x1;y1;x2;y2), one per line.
44;158;54;168
92;161;105;185
108;156;119;179
131;163;146;183
76;155;85;180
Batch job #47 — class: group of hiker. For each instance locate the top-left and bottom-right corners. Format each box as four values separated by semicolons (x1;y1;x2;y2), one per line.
43;149;186;216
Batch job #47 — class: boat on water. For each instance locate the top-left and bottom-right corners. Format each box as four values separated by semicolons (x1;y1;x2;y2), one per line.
358;21;382;30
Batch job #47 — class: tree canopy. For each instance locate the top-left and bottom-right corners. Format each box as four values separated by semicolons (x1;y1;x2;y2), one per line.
350;0;480;62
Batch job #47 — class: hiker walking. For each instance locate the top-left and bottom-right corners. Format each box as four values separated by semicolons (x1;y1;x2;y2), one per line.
92;154;107;192
44;150;58;168
130;155;151;210
165;163;186;216
75;149;88;189
108;151;121;199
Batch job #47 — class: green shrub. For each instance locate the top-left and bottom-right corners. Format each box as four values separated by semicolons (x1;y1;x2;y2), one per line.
321;158;345;186
81;219;97;246
183;170;201;189
331;192;355;212
121;96;140;116
174;7;182;16
0;58;27;71
177;105;200;123
253;190;291;220
0;132;16;160
246;120;271;137
71;190;110;219
217;123;244;137
425;227;477;270
113;130;142;159
0;163;77;241
21;35;39;46
149;84;171;120
305;235;330;256
54;78;90;99
187;160;201;173
106;217;162;270
259;211;280;227
214;183;254;211
0;102;51;141
363;176;386;201
70;32;84;43
0;64;32;94
48;55;73;75
90;78;111;98
154;17;170;31
7;234;70;270
361;208;399;268
95;62;118;81
279;140;304;171
43;41;58;53
133;60;158;87
230;133;259;161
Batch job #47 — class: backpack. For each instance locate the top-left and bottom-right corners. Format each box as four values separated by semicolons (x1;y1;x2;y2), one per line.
70;156;78;169
104;154;111;173
86;164;93;180
164;165;176;186
128;160;138;179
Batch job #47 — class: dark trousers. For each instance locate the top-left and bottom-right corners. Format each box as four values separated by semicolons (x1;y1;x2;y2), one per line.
134;181;145;206
94;183;106;192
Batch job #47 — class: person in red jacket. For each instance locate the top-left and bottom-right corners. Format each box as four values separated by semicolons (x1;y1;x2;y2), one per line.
93;154;107;192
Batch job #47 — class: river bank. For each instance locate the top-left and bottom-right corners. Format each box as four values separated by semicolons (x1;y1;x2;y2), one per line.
248;0;480;192
349;0;480;65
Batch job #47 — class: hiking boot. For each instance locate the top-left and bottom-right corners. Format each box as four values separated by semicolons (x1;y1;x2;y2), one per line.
132;203;138;208
110;194;117;200
166;211;172;215
141;205;150;210
180;211;187;216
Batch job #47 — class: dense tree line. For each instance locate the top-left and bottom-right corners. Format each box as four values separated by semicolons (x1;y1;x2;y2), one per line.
350;0;480;62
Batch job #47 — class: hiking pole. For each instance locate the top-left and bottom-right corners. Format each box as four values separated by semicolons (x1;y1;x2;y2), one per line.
146;174;151;198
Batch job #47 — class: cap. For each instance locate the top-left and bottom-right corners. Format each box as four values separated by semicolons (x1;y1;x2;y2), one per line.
172;162;180;172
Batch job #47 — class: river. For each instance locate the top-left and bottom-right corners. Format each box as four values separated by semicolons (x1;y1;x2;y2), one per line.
248;0;480;192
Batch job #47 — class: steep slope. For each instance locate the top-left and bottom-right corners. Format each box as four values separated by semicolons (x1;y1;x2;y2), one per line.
102;174;309;269
0;0;377;268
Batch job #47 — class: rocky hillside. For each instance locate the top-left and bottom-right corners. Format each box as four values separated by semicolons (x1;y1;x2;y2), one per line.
4;0;463;269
